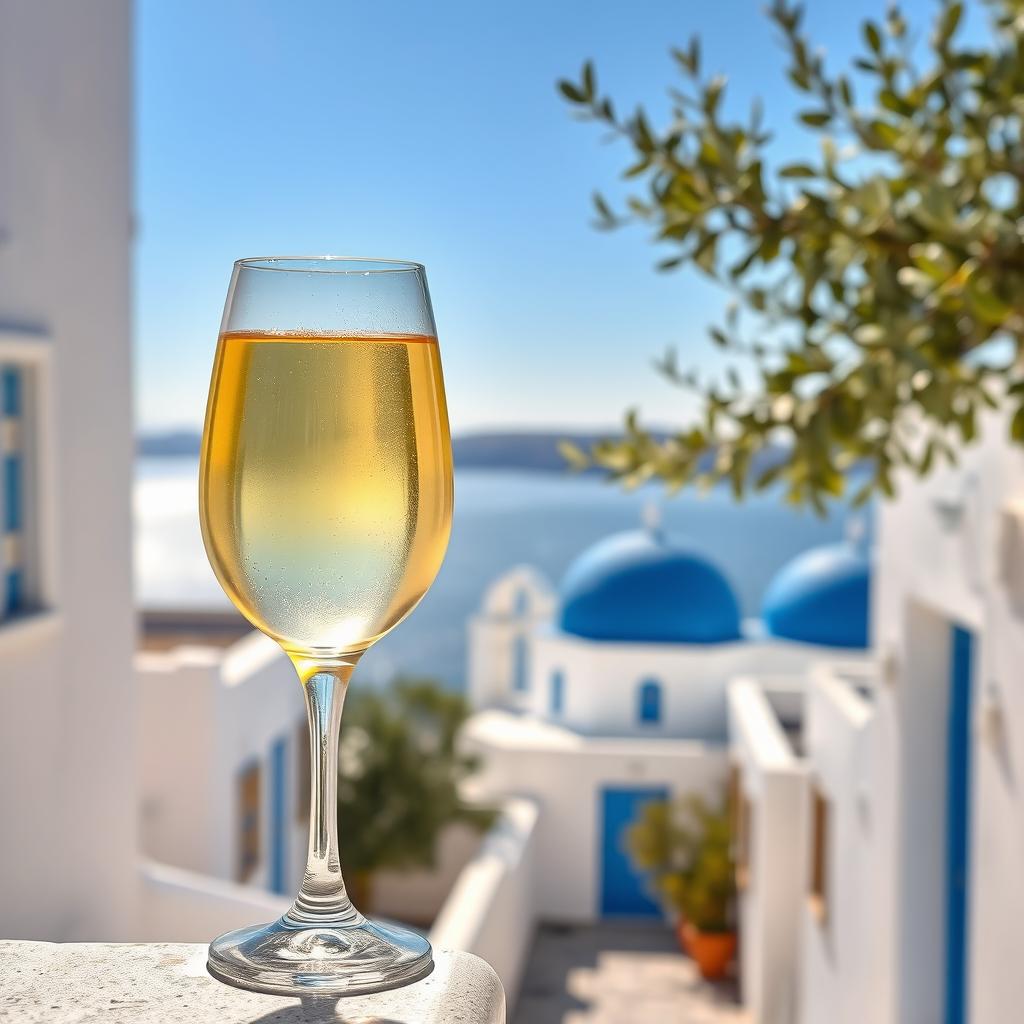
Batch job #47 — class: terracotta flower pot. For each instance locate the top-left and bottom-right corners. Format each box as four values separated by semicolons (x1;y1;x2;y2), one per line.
682;922;737;980
675;919;689;954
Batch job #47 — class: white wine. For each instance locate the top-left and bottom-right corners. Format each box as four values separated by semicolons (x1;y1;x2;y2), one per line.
200;331;453;656
203;261;443;994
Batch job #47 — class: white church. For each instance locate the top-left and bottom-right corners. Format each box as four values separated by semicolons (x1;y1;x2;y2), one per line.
461;515;872;923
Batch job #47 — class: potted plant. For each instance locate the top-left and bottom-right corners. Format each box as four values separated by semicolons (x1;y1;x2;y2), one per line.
626;794;737;980
624;798;691;934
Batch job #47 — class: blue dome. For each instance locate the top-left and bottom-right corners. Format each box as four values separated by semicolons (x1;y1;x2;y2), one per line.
763;543;871;649
559;530;742;644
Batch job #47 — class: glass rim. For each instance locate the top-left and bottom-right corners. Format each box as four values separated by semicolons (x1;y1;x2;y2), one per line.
234;256;425;276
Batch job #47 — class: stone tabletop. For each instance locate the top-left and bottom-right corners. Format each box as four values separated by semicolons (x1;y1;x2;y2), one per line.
0;942;505;1024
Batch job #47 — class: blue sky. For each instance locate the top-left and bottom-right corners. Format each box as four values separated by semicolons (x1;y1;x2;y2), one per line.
136;0;945;435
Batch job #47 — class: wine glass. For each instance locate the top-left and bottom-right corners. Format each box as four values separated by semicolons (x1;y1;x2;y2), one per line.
199;257;453;996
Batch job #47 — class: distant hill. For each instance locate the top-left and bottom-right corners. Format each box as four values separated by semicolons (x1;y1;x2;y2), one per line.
137;428;791;477
138;430;204;457
137;428;629;470
451;431;631;472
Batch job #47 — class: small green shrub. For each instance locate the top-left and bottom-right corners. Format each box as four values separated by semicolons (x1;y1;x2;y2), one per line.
626;794;736;933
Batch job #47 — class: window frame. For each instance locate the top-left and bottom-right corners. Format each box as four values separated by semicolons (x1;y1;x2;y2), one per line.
637;678;663;725
728;762;753;892
550;668;565;715
511;632;529;693
808;781;830;926
236;759;262;884
0;331;56;639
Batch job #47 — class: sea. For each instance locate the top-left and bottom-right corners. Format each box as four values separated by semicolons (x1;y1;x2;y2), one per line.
135;457;862;691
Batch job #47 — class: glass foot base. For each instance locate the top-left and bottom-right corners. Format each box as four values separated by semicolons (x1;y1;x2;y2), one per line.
207;913;433;997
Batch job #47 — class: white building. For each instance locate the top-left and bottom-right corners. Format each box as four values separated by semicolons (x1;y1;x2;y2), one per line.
137;631;309;898
0;0;138;941
454;420;1024;1024
0;0;323;947
712;419;1024;1024
462;520;872;927
777;414;1023;1024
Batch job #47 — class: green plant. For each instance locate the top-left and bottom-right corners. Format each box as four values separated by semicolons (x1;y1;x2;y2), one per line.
627;795;736;933
337;677;497;903
560;0;1024;513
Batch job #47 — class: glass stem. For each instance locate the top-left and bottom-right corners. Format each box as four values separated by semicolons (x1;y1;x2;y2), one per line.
287;660;362;927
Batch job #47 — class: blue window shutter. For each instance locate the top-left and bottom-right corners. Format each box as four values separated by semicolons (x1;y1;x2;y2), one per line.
5;570;21;615
269;737;288;895
4;455;21;532
638;680;662;724
1;367;19;417
1;365;26;620
945;625;974;1024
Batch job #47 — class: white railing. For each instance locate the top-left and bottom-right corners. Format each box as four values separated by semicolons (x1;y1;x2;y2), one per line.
136;859;289;942
810;660;876;724
798;660;891;1024
430;797;540;1009
728;677;807;1024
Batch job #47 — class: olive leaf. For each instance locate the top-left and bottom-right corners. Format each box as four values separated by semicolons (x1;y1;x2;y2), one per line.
558;0;1024;512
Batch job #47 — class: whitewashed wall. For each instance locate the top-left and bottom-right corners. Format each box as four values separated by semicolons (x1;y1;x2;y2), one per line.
794;410;1021;1024
525;632;866;742
461;711;729;923
136;860;289;943
138;632;488;935
972;512;1024;1024
373;822;485;926
798;664;895;1024
0;0;135;940
728;677;807;1024
137;633;307;896
467;615;528;710
872;410;1023;1024
467;567;555;712
431;798;540;1011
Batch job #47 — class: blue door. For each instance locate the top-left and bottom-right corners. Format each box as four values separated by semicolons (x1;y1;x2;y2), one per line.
600;787;668;917
269;737;288;895
945;626;974;1024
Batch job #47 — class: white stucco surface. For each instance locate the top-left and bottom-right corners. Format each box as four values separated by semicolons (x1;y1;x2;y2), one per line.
524;633;847;741
0;0;136;940
461;710;730;923
775;408;1024;1024
137;631;489;936
871;412;1024;1024
431;797;540;1010
137;633;307;895
135;861;290;943
0;942;505;1023
728;678;806;1024
798;664;893;1024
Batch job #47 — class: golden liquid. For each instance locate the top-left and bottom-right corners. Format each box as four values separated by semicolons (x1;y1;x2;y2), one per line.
199;331;453;656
